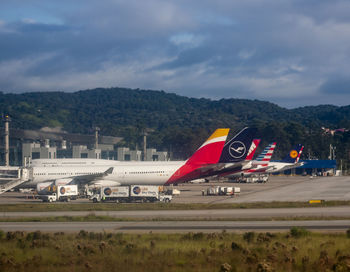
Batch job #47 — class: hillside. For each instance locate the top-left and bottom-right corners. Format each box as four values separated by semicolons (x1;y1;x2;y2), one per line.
0;88;349;163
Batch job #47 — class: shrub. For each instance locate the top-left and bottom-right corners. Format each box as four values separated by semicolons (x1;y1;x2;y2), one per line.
231;241;242;251
346;228;350;239
220;262;232;272
193;232;204;240
290;227;310;238
32;231;42;240
77;230;88;239
243;232;255;243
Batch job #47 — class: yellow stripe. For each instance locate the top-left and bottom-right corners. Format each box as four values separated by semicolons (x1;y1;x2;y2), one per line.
206;128;229;142
309;200;324;204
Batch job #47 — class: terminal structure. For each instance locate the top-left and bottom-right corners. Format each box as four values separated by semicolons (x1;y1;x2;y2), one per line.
0;121;168;166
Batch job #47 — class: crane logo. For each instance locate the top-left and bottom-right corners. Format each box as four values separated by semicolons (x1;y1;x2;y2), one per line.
229;141;246;159
290;150;298;159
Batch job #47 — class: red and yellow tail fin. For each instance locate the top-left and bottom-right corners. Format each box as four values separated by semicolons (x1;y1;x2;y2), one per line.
165;128;229;185
185;128;229;166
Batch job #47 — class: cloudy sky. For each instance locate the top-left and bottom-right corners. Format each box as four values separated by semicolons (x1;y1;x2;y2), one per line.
0;0;350;108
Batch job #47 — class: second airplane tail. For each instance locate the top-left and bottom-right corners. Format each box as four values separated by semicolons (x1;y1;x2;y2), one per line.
218;127;257;163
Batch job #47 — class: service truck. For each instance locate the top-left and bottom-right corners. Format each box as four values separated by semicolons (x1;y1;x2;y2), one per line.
90;185;172;203
39;185;78;202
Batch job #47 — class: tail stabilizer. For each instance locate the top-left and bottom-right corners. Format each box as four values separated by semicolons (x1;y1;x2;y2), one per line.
185;128;230;166
219;127;257;163
245;139;261;161
256;142;276;162
282;144;304;163
165;128;229;185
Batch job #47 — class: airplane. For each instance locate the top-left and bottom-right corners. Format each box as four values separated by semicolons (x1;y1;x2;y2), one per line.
29;127;256;192
92;127;257;186
189;138;261;184
203;138;261;182
221;143;304;181
236;142;277;176
225;143;304;180
265;144;304;173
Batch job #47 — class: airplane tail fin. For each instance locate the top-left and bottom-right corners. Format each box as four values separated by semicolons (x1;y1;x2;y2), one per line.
165;128;229;185
256;142;276;162
282;144;304;163
218;127;257;163
245;139;261;161
185;128;230;165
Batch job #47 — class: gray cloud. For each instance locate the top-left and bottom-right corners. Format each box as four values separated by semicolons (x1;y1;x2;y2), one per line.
0;0;350;107
320;77;350;95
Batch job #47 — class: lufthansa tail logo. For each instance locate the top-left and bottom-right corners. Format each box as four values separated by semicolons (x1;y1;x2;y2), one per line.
229;141;246;159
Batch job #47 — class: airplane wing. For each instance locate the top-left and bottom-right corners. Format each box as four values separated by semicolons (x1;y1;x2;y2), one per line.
66;167;114;185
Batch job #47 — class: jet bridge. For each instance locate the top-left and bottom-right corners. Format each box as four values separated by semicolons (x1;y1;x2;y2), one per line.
0;167;30;194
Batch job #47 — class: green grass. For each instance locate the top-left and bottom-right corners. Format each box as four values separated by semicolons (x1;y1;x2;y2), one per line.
1;200;350;212
0;229;350;271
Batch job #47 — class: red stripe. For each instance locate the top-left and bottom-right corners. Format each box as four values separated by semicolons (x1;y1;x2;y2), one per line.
165;141;225;185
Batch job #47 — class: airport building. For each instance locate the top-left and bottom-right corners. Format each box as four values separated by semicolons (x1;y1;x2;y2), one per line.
284;160;337;176
0;127;168;166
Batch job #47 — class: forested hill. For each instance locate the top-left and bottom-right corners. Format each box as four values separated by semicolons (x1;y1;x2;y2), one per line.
0;87;349;162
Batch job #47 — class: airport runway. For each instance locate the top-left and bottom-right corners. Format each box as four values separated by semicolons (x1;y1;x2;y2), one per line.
0;220;349;233
1;206;350;219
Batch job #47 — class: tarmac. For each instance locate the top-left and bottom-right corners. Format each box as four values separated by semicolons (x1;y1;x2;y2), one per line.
0;175;350;204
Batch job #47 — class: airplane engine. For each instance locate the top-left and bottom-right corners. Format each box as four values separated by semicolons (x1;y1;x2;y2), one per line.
92;180;121;187
55;178;74;186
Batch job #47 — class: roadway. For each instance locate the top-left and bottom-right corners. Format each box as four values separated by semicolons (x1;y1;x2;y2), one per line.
1;206;350;219
0;220;349;233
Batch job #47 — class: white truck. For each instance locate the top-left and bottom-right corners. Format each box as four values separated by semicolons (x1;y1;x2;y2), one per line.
90;185;172;203
39;185;79;202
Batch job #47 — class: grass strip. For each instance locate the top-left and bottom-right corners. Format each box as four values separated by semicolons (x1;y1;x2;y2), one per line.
1;229;350;271
1;200;350;212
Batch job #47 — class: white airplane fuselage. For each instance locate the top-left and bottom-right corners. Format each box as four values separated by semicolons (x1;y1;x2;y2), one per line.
265;161;303;173
26;161;185;187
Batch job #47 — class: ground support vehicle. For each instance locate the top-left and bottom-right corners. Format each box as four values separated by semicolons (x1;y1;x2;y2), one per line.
90;185;172;203
39;185;78;202
206;186;240;196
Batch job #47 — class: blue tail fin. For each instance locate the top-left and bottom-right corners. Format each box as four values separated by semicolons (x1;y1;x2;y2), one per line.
219;127;257;163
282;144;304;163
